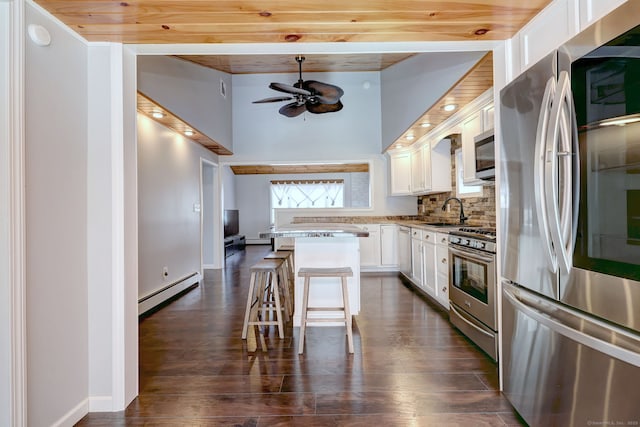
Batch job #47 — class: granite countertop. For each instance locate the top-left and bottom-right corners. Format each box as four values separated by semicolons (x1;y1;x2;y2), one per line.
259;223;370;238
289;216;471;232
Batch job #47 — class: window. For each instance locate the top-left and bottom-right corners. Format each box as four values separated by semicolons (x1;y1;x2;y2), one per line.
455;149;483;198
270;179;344;223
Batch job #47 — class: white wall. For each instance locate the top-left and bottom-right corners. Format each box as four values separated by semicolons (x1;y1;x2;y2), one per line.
137;55;233;152
235;171;370;243
87;43;122;412
137;114;218;300
25;2;89;425
380;51;486;150
202;161;215;267
229;70;416;223
231;71;381;162
222;165;237;210
0;3;12;425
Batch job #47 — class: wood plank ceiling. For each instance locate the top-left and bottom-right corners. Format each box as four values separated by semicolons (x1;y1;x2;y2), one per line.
32;0;551;158
33;0;551;46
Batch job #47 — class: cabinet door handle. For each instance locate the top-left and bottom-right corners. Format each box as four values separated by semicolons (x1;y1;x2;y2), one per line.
441;258;447;264
442;286;447;292
425;235;430;239
441;238;447;243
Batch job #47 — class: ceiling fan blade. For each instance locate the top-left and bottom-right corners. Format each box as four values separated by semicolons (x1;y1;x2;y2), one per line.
252;96;293;104
303;80;344;104
305;100;343;114
269;82;311;96
279;102;307;117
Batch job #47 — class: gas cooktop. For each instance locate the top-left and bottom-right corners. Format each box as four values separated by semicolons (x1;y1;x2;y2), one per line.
449;227;497;253
450;227;496;240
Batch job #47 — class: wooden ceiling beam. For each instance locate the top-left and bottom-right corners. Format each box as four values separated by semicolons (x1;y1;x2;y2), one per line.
230;163;369;175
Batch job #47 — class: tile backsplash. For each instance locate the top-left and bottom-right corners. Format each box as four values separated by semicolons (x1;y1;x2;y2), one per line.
417;135;496;228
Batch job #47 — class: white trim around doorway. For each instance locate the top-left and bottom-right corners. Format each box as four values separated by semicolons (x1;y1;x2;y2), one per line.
1;0;27;425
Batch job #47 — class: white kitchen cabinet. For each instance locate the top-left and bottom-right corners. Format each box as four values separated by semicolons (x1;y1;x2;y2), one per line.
461;110;483;185
429;138;451;193
410;144;426;193
389;151;412;195
410;228;423;287
422;231;436;295
517;0;579;72
380;224;398;267
434;232;450;309
579;0;626;29
359;224;381;267
398;226;412;276
461;97;493;186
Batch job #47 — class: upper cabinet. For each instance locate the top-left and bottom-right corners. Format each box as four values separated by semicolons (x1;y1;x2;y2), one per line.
461;100;494;186
389;151;412;195
389;138;451;196
579;0;627;29
514;0;628;77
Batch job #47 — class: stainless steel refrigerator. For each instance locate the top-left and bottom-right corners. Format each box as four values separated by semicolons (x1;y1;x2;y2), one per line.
500;2;640;425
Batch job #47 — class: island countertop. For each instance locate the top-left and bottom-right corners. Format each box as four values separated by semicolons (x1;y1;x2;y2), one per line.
259;223;369;239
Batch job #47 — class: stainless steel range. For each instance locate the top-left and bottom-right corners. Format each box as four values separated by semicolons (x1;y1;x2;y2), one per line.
448;227;498;361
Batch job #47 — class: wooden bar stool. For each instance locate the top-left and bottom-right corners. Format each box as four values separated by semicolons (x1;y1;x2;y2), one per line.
264;250;295;314
241;258;288;340
297;266;354;354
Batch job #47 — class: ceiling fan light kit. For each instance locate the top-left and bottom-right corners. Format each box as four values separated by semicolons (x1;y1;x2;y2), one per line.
253;56;345;118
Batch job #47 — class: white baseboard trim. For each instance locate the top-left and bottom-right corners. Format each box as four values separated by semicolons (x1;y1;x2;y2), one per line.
246;239;270;245
89;395;113;412
138;272;201;315
360;266;399;273
51;398;88;427
202;263;216;269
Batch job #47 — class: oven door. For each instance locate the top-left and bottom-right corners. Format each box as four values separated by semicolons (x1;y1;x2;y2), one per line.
449;245;497;330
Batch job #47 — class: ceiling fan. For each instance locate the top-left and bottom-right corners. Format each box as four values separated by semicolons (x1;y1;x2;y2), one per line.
252;56;344;118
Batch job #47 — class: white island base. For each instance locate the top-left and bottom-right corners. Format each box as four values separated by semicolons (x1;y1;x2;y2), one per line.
293;236;360;327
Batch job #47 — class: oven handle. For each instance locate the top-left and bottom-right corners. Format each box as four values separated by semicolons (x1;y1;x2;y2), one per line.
448;245;495;264
450;304;495;339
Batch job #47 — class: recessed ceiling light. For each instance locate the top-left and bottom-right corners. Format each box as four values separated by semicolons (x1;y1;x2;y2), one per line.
184;130;195;137
443;104;457;112
406;135;415;140
420;122;432;128
152;110;165;119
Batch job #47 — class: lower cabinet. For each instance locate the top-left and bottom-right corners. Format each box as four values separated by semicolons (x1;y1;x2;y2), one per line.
398;226;412;276
405;228;451;311
358;224;381;267
434;233;450;309
380;224;398;267
410;228;423;286
422;231;436;295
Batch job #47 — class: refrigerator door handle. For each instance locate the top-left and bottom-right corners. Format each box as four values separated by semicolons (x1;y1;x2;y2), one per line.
534;77;558;273
503;283;640;368
544;71;573;274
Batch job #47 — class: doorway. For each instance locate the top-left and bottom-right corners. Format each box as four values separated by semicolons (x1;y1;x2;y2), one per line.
201;159;219;270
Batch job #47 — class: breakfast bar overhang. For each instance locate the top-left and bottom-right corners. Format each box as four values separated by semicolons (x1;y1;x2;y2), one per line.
260;223;368;327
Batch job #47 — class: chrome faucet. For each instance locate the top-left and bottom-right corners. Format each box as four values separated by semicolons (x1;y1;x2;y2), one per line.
442;197;468;224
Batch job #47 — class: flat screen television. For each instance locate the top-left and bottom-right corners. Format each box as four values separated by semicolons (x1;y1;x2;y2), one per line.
224;209;239;238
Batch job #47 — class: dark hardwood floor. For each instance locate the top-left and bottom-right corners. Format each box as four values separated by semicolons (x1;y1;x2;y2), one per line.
77;245;526;426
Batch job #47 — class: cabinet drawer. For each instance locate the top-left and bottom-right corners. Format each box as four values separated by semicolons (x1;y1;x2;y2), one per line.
436;245;449;275
436;232;449;246
423;231;436;242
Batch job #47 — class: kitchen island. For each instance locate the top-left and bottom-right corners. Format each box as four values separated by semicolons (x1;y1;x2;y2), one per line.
260;223;368;327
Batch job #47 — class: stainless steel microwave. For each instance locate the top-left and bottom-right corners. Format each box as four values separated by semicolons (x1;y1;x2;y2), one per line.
474;129;495;180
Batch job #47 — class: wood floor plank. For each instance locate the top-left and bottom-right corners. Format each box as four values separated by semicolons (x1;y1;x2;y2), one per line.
77;245;524;426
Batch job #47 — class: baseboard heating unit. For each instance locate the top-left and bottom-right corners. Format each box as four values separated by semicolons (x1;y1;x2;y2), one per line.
138;272;201;315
